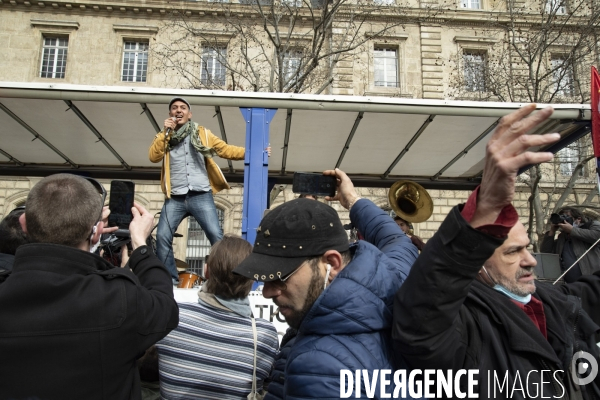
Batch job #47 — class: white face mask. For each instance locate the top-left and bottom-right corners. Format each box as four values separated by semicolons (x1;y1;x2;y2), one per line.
481;266;531;304
493;284;532;304
572;221;580;228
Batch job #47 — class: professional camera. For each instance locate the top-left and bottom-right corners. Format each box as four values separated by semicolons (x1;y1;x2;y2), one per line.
100;230;131;267
550;213;574;225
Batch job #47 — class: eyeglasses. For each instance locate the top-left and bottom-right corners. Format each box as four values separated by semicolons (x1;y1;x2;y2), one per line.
267;264;304;291
84;177;107;223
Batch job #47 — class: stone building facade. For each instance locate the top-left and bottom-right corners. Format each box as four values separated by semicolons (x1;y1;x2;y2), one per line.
1;174;597;269
0;0;598;271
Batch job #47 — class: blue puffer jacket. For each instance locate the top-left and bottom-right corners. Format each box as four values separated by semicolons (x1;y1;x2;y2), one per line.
284;199;419;400
264;328;297;400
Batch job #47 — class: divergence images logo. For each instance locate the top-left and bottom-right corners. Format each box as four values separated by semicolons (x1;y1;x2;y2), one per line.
571;351;599;386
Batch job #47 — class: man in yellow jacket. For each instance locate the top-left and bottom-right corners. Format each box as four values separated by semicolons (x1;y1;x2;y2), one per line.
149;97;245;283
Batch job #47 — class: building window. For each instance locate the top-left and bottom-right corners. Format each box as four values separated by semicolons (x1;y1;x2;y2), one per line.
558;144;581;176
551;57;574;97
40;37;68;79
545;0;567;14
121;41;148;82
185;209;224;276
374;47;399;88
461;0;481;9
463;51;486;92
282;49;303;88
201;46;227;86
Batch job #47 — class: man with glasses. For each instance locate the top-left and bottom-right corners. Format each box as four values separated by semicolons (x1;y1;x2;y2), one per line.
233;169;419;399
393;105;600;399
0;174;178;400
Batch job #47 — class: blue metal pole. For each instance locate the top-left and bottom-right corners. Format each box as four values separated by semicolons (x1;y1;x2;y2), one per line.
240;108;276;247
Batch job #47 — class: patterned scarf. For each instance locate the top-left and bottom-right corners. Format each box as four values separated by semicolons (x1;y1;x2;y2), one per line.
166;121;217;159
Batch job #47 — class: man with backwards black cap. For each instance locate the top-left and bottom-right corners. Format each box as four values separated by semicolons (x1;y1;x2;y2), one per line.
149;97;246;284
233;168;420;399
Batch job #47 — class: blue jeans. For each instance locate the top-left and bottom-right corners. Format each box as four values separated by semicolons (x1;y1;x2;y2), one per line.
156;191;223;280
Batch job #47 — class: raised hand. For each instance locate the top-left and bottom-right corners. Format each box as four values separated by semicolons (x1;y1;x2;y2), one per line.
471;105;560;228
128;202;154;250
323;168;360;210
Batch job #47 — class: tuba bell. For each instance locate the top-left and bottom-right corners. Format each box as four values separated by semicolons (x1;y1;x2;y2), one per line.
388;180;433;223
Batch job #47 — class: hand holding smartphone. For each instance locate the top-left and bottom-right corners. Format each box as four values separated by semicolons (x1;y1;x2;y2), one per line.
292;172;337;197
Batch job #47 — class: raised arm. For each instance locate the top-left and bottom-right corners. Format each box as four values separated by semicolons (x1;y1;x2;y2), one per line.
393;104;560;369
393;206;503;370
128;203;179;349
149;117;177;163
570;221;600;244
205;128;245;160
324;168;418;273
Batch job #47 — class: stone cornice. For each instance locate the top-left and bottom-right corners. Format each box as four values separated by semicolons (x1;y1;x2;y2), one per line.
365;31;408;40
30;18;80;29
265;31;311;41
3;0;599;31
454;35;499;44
113;24;159;33
193;28;236;39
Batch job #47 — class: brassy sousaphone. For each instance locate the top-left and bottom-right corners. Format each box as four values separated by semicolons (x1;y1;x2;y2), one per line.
388;180;433;223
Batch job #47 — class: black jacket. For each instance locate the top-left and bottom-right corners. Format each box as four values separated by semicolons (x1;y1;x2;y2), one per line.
0;253;13;283
0;252;14;271
0;243;179;400
541;220;600;276
393;207;600;400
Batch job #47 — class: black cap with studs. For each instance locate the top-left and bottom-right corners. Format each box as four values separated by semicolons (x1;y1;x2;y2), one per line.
233;198;349;282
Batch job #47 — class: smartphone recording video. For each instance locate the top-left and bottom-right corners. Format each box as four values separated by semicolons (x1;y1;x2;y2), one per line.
292;172;337;197
108;180;135;229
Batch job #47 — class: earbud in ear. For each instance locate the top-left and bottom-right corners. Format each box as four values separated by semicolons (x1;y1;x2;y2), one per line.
324;264;332;290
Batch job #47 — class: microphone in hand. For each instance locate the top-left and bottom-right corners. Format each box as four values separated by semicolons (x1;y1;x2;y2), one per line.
166;117;176;136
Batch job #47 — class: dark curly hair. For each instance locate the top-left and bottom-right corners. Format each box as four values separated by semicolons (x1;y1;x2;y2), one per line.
560;207;587;223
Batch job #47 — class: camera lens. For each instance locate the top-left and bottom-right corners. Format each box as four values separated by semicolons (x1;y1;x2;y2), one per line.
550;213;562;225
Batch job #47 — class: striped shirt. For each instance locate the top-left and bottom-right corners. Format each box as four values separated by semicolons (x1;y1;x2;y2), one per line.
156;301;279;400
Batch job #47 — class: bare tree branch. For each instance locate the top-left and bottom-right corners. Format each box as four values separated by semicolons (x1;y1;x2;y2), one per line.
153;0;441;94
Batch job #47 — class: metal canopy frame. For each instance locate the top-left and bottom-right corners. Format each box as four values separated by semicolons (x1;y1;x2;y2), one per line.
0;82;591;191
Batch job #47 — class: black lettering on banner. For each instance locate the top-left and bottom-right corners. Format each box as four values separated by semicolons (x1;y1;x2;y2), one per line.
254;304;268;318
270;305;286;322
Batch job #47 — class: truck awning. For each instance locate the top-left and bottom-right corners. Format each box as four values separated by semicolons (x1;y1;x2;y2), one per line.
0;82;590;189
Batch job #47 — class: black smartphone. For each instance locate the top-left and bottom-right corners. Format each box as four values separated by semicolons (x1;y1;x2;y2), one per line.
292;172;337;197
108;180;135;229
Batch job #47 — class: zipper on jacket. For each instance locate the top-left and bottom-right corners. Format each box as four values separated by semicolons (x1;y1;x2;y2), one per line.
572;307;581;355
569;307;584;399
540;359;568;399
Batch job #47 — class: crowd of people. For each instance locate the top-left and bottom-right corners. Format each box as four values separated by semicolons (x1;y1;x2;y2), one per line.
1;102;600;400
